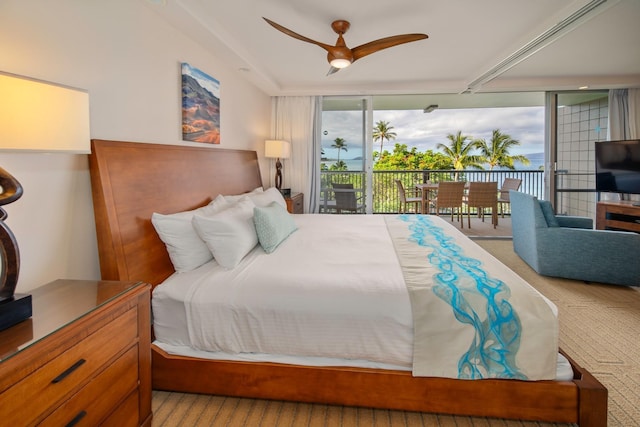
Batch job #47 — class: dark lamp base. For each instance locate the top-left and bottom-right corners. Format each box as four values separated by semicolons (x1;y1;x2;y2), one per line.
279;188;291;197
0;293;32;332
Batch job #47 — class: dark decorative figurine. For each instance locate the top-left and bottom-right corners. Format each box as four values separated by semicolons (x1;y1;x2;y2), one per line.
0;167;31;330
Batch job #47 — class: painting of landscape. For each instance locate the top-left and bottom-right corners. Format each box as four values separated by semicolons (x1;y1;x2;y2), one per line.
181;62;220;144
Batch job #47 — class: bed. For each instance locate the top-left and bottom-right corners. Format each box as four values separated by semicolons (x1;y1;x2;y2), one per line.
89;139;607;426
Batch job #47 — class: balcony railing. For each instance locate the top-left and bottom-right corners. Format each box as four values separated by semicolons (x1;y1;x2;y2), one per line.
320;169;544;214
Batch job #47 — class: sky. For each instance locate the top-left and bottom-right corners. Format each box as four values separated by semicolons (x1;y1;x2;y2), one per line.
321;106;545;160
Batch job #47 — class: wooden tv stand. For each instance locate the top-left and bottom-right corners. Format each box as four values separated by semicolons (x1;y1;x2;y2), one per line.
596;200;640;233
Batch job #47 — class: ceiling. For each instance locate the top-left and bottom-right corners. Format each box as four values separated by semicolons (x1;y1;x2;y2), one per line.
145;0;640;100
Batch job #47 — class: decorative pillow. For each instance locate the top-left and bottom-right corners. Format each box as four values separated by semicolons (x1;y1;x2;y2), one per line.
539;200;560;227
253;201;298;254
248;186;287;208
192;197;258;269
222;186;264;204
150;196;228;272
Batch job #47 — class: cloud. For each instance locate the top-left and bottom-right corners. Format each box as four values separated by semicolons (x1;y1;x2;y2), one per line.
321;107;544;159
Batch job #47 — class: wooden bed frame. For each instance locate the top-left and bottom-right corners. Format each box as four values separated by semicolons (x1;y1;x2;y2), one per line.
89;139;607;426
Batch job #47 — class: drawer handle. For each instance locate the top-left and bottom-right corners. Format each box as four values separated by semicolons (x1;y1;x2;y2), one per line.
66;410;87;427
52;359;86;383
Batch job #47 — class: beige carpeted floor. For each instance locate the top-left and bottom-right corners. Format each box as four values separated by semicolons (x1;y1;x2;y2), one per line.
152;235;640;427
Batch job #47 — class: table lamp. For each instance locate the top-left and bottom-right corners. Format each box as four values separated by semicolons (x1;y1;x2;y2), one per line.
0;72;90;331
265;139;291;190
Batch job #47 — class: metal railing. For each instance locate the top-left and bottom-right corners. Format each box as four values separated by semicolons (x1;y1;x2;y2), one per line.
320;169;545;214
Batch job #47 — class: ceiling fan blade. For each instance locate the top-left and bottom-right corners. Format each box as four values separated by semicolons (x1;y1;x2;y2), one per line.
352;33;428;62
263;17;333;52
326;66;340;76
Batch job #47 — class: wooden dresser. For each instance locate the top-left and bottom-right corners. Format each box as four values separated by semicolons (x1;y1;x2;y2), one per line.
0;279;152;426
285;192;304;214
596;200;640;233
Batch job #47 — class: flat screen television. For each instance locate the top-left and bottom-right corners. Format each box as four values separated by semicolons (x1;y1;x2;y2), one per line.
595;139;640;195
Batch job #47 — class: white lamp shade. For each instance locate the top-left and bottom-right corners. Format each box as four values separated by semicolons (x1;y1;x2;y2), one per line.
0;72;90;153
265;139;291;159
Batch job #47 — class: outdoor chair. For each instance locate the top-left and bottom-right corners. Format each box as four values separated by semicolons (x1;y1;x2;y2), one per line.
395;179;422;213
331;183;365;214
430;181;466;228
464;181;498;228
498;178;522;217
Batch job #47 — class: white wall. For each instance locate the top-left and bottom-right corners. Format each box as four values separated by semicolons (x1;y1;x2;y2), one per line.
0;0;271;292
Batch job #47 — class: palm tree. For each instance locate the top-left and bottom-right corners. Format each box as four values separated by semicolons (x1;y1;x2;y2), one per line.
436;131;484;180
331;137;348;163
373;120;397;159
329;160;348;171
477;129;531;170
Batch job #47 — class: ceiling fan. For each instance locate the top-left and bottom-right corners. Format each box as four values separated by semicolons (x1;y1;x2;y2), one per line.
263;17;428;75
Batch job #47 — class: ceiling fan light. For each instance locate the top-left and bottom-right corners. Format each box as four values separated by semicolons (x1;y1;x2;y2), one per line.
330;58;351;68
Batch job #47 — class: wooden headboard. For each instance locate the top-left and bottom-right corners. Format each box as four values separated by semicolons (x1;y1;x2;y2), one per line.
89;139;263;286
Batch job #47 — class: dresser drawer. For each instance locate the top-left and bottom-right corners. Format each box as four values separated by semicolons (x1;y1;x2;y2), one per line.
291;197;303;212
0;307;138;426
286;193;303;214
40;345;138;427
101;389;140;427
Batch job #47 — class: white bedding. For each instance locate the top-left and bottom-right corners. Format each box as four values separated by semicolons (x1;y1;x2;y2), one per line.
152;214;571;380
154;214;413;367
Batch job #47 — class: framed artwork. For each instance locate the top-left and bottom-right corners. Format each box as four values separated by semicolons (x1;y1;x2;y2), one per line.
181;62;220;144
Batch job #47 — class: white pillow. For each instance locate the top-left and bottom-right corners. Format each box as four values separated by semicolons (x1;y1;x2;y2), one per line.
248;187;287;208
253;202;298;253
151;196;228;273
222;186;264;204
192;197;258;269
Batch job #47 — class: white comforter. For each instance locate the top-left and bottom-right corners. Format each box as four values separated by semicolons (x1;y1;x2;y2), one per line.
153;214;560;380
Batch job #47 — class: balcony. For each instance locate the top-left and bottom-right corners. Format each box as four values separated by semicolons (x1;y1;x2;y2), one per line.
320;169;544;215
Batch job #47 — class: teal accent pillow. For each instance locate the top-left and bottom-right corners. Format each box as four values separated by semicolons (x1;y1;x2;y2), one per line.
253;202;298;253
539;200;560;227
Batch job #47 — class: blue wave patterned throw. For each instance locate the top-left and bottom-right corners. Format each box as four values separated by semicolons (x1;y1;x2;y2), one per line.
385;215;558;380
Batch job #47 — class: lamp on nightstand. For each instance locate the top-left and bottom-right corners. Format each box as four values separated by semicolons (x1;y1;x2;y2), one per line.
265;139;291;190
0;72;90;331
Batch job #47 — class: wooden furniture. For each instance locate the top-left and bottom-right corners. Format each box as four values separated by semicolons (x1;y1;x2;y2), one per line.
465;181;498;228
498;177;522;217
416;182;471;214
596;200;640;233
416;182;438;213
0;279;152;426
394;179;422;213
284;192;303;214
89;139;608;427
431;181;466;228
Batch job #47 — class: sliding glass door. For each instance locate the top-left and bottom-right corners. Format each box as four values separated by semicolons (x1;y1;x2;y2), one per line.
320;96;373;214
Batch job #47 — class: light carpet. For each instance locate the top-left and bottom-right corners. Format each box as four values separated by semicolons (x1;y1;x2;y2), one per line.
152;238;639;427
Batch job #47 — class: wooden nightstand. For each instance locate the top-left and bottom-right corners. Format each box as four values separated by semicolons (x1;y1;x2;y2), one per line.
285;192;304;214
0;279;152;426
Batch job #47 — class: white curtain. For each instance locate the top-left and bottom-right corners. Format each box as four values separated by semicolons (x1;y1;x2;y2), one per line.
607;88;640;202
628;88;640;138
270;96;321;213
608;88;640;140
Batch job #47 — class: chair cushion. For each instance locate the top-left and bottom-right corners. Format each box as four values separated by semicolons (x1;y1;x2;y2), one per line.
539;200;560;227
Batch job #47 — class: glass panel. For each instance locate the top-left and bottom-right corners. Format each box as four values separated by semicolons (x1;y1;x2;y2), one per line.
551;91;608;220
320;97;370;213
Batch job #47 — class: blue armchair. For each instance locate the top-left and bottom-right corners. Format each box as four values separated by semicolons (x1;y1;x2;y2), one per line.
510;191;640;286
